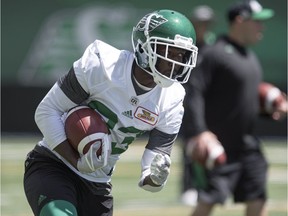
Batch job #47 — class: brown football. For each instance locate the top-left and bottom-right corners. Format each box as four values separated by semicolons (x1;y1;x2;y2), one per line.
64;106;108;156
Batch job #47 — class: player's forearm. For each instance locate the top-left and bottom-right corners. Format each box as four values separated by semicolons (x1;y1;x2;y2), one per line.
54;140;80;168
138;149;171;192
185;92;208;136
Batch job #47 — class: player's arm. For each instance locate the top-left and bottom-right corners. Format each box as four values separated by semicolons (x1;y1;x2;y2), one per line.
184;79;226;169
138;129;175;192
36;41;112;173
139;149;171;192
35;69;103;172
35;74;105;172
35;41;100;149
35;67;89;158
54;140;79;168
34;73;86;168
34;80;79;150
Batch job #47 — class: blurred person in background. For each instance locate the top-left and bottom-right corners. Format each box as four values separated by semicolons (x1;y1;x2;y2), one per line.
180;4;216;206
23;9;199;216
183;1;288;216
189;5;216;50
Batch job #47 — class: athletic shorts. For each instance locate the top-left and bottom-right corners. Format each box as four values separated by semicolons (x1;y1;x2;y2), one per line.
24;145;113;216
198;148;268;204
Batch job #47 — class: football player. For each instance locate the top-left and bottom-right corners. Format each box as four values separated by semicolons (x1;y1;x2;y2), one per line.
23;9;198;216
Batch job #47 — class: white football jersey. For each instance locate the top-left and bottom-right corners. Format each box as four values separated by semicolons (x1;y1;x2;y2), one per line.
36;40;185;183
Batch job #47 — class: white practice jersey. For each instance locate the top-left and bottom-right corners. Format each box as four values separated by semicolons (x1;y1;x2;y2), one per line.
35;40;185;183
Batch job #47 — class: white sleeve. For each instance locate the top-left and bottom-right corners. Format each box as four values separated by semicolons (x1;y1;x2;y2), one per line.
138;148;165;192
34;83;77;149
35;40;115;150
156;85;185;134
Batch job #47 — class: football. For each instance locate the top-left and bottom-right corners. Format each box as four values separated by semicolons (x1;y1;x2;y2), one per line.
259;82;284;114
64;106;109;156
191;141;226;170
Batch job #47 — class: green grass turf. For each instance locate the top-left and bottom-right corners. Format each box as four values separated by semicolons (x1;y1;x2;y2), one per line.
1;136;287;216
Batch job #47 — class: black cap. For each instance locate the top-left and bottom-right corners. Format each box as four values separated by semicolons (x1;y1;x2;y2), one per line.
227;0;274;22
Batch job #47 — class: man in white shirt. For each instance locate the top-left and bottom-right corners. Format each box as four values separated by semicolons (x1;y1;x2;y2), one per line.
24;9;198;216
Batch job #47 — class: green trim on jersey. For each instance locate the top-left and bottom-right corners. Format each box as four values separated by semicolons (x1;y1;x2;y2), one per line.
89;100;118;129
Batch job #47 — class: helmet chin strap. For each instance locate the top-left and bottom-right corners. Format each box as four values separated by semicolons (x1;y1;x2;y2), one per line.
133;74;153;91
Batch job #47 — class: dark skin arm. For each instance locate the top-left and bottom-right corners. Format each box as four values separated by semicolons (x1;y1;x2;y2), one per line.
54;140;80;169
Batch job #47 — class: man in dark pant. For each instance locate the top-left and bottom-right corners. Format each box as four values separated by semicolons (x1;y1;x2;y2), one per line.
183;1;287;215
180;4;215;206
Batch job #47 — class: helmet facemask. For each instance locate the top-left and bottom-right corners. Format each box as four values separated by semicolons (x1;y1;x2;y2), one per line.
143;35;198;87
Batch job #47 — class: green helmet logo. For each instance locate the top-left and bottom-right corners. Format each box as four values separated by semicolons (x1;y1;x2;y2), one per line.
135;13;168;32
132;9;198;87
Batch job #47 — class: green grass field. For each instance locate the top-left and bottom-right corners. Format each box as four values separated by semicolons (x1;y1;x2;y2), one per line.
1;136;287;216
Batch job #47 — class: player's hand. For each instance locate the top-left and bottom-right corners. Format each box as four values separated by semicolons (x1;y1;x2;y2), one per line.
272;92;288;121
77;141;106;173
150;153;171;185
186;131;217;161
186;131;226;169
